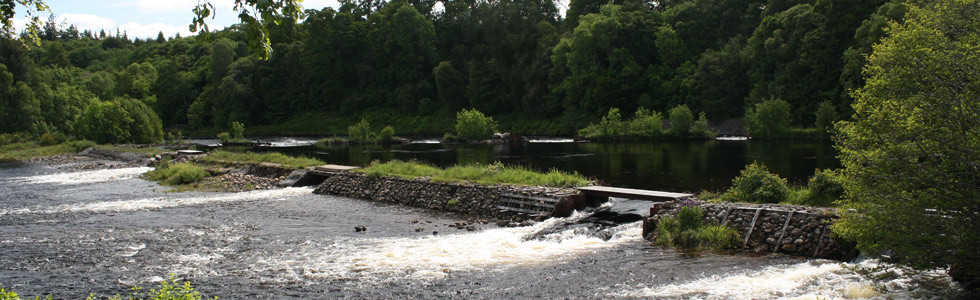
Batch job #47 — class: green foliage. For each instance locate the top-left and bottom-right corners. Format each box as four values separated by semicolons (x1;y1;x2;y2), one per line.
454;109;496;141
654;207;741;250
668;105;694;137
745;98;792;139
199;150;325;169
76;98;163;144
814;101;838;137
798;169;844;207
379;126;395;143
230;121;245;140
690;112;714;138
578;108;624;139
145;163;209;185
447;198;460;206
628;108;664;138
216;132;231;143
354;160;590;188
348;118;373;143
834;0;980;284
38;132;66;146
721;162;789;204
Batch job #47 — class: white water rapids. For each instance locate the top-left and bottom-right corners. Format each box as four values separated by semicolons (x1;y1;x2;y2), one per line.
0;166;963;299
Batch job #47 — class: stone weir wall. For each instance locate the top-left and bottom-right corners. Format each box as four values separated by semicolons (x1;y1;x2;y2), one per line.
312;172;579;220
644;202;857;260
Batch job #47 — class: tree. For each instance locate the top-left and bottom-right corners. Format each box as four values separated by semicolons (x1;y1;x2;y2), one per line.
455;108;496;141
668;104;693;137
745;98;791;138
1;0;49;45
192;0;303;59
834;0;980;292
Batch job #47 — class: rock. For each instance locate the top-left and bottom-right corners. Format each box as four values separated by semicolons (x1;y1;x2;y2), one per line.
354;226;367;232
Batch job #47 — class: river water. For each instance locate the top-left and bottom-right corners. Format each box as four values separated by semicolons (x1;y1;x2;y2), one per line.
0;161;959;299
236;138;839;193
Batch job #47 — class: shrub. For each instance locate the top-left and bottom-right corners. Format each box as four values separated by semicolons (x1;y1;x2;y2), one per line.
0;133;30;146
677;206;704;232
455;108;496;141
745;98;792;139
690;112;714;138
669;105;694;137
799;169;845;207
722;161;789;203
76;98;164;144
66;140;96;152
379;126;395;143
216;132;231;143
627;107;663;138
145;163;209;185
697;225;741;250
230;121;245;140
348;118;373;142
814;101;838;137
39;132;66;146
654;208;741;250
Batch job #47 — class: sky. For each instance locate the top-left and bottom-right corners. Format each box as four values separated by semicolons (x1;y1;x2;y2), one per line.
14;0;341;39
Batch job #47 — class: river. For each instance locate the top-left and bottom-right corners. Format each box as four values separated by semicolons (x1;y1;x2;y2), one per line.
0;160;958;299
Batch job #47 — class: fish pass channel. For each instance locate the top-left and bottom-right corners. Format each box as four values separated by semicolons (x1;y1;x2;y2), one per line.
0;162;961;299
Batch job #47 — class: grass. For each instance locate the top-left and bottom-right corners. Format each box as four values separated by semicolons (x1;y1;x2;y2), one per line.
3;275;214;300
145;163;210;185
94;144;171;156
198;150;325;169
654;205;741;251
0;140;96;162
354;160;590;188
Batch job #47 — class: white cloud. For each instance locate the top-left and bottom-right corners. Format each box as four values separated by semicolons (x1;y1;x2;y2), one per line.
58;13;117;31
301;0;341;10
118;21;196;39
128;0;235;13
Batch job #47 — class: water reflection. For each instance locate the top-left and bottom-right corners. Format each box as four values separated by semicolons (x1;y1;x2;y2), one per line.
246;140;838;193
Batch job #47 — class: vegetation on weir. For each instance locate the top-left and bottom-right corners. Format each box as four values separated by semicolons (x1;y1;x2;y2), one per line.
1;275;214;300
702;162;845;208
198;150;325;169
578;106;714;140
355;160;590;188
654;204;741;251
144;163;209;185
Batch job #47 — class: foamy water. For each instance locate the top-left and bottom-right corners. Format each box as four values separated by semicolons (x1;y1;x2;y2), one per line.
716;136;750;141
253;211;643;282
2;187;313;215
410;139;442;144
611;259;956;299
9;167;153;185
528;138;575;143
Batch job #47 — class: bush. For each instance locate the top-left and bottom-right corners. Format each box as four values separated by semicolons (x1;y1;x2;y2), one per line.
814;101;838;137
39;132;67;146
745;98;792;139
455;108;496;141
627;108;663;138
668;105;694;137
348;118;373;142
379;126;395;143
145;163;209;185
654;207;741;250
230;121;245;140
799;169;844;207
216;132;231;143
66;140;96;152
0;133;30;146
690;112;714;138
76;98;163;144
722;161;789;203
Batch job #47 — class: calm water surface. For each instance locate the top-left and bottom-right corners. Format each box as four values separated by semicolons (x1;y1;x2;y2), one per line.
260;138;840;193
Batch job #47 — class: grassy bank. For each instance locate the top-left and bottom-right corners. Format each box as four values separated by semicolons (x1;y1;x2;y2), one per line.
198;150;325;169
355;160;590;188
0;140;96;162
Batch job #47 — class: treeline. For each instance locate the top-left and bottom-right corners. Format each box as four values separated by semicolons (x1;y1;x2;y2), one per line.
1;0;906;140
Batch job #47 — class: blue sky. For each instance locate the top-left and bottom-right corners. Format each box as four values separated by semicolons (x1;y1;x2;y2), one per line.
16;0;340;39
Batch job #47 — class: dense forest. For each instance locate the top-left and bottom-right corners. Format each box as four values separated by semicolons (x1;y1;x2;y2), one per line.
1;0;907;139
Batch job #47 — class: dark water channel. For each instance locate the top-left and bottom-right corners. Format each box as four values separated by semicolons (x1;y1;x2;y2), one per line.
0;161;951;299
254;138;840;193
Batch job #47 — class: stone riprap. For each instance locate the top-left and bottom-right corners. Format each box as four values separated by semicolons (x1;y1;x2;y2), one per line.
313;172;579;220
644;201;857;260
